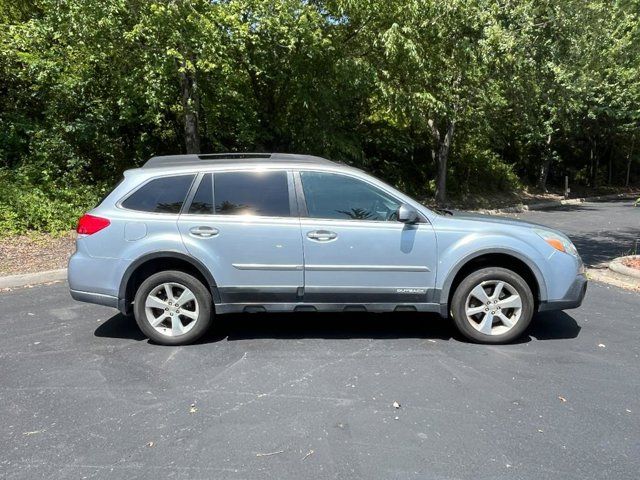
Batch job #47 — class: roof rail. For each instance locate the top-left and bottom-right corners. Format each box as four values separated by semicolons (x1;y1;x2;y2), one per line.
197;153;271;160
142;152;336;168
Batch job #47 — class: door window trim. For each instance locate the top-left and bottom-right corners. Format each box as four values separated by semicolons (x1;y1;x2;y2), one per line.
181;172;207;215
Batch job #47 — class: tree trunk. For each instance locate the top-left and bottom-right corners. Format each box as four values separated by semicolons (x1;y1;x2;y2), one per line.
537;133;552;192
626;135;635;187
590;139;598;188
178;56;200;154
608;142;614;185
429;118;455;206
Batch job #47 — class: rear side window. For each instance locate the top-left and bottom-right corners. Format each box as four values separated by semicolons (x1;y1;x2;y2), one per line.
214;171;290;217
121;175;195;213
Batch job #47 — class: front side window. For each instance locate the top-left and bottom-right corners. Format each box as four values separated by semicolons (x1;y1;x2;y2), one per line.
214;170;290;217
300;171;401;221
121;174;195;213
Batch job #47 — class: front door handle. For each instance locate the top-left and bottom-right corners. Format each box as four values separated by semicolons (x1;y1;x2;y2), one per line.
307;230;337;241
190;226;219;238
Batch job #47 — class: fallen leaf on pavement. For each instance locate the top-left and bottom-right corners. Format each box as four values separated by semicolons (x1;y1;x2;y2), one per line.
256;450;284;457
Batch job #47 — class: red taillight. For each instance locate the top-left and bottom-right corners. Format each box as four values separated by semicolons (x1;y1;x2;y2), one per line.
77;214;110;235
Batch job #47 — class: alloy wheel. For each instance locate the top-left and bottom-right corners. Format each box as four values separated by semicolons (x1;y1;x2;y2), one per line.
144;282;199;337
464;280;522;336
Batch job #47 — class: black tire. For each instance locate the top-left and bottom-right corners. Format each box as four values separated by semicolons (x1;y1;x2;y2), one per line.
134;270;213;346
451;267;534;344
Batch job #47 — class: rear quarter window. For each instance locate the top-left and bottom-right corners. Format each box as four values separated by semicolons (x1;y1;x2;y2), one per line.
121;175;195;213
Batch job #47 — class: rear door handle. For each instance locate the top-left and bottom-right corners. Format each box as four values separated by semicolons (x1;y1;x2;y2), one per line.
189;226;219;238
307;230;337;241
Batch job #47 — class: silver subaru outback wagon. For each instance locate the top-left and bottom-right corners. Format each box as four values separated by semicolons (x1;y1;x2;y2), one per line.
68;153;587;345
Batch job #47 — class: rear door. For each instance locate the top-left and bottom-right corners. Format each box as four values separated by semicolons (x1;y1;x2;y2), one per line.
297;170;438;305
178;169;304;305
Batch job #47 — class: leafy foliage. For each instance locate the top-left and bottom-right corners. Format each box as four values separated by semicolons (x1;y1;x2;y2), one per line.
0;170;104;235
0;0;638;234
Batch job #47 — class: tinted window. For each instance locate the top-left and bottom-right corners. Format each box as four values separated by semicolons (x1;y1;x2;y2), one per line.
121;175;195;213
188;174;213;214
214;171;290;217
300;172;400;221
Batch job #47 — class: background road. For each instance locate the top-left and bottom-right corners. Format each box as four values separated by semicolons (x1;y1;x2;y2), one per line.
1;200;639;479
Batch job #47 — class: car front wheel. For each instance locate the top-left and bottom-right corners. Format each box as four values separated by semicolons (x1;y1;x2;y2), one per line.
134;270;212;345
451;267;534;344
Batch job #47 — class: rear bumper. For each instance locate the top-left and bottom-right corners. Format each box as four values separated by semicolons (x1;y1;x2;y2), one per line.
69;289;119;309
538;273;587;312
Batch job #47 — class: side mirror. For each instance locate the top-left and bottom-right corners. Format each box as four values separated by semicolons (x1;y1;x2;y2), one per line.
397;204;419;224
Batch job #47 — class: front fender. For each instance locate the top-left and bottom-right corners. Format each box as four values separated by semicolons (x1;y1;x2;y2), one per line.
436;233;549;309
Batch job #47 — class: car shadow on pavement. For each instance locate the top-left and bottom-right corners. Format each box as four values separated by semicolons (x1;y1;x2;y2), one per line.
95;313;147;341
217;312;457;342
527;311;581;341
95;310;581;344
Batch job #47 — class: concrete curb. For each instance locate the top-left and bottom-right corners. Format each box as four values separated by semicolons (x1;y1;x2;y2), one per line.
475;192;639;215
587;267;640;292
609;256;640;280
0;269;67;289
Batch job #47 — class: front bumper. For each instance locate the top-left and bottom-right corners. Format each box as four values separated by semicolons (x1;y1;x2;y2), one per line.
538;273;587;312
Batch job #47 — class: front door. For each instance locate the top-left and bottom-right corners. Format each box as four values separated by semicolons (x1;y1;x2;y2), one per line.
178;169;303;305
297;171;437;304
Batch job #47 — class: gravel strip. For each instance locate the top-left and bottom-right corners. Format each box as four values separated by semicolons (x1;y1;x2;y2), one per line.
0;232;76;276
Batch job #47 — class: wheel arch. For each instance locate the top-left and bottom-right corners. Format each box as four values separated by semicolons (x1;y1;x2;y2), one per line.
118;251;219;314
439;248;547;316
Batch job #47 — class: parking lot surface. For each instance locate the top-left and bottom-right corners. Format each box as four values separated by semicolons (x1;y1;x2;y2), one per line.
1;200;639;479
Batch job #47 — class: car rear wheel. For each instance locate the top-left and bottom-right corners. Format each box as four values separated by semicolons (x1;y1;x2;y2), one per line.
451;267;534;344
134;270;212;345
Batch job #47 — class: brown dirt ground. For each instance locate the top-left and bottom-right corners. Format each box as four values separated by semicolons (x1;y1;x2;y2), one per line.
623;258;640;270
0;232;76;276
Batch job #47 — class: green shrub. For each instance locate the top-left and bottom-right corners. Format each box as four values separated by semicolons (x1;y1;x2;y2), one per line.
451;146;522;195
0;171;104;236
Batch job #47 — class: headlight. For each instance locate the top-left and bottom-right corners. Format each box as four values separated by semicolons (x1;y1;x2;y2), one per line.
533;228;579;256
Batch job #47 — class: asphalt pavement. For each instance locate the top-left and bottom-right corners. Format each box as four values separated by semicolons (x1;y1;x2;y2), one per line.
1;199;639;479
506;198;639;266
